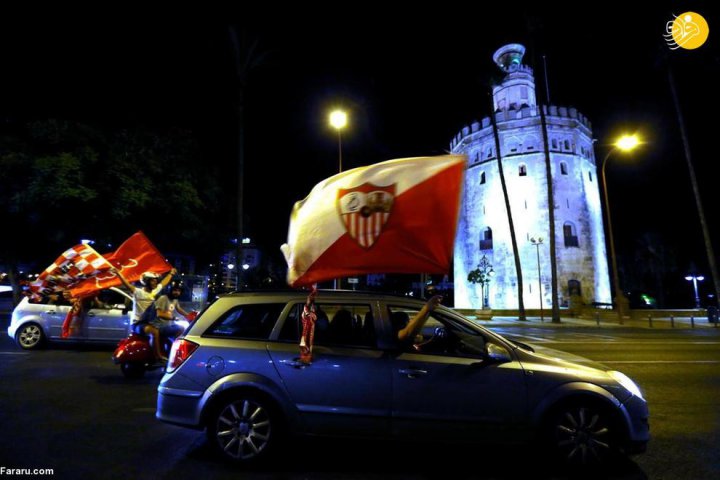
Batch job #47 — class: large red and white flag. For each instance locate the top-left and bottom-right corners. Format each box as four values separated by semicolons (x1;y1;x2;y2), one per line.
281;155;466;287
30;243;113;300
69;231;171;297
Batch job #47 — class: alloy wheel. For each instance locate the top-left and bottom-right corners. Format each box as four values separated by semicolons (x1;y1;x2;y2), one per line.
18;324;44;349
554;406;612;465
214;398;272;461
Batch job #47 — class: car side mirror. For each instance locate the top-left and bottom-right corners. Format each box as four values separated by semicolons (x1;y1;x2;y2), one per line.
485;343;512;363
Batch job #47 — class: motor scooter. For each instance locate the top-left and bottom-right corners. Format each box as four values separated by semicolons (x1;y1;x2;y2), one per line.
112;312;196;378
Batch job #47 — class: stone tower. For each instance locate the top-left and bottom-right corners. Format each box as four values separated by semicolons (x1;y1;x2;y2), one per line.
451;44;611;309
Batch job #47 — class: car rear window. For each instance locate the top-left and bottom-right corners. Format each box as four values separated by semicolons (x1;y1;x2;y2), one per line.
204;303;285;340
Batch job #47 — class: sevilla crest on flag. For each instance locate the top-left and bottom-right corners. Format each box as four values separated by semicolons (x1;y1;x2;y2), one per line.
337;183;396;249
282;155;466;287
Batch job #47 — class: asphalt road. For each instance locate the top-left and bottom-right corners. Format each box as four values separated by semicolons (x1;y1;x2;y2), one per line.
1;323;718;480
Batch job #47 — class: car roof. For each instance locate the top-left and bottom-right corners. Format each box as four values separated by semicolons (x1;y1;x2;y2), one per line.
218;289;428;305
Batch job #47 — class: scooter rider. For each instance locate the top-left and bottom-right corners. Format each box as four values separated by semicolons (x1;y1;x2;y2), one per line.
112;267;176;359
150;282;188;360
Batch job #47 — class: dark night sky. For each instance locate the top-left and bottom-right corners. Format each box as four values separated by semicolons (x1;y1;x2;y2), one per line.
2;3;719;298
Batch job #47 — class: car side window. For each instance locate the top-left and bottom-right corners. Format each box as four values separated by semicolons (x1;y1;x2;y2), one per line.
204;303;285;340
279;303;376;348
387;305;486;358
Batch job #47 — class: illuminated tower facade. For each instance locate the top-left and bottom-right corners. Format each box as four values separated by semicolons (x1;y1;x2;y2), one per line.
451;44;611;309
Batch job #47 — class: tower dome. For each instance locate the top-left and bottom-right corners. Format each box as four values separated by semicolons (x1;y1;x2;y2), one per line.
491;43;537;111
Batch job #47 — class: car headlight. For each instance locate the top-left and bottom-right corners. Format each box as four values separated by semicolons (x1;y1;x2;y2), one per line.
609;371;644;400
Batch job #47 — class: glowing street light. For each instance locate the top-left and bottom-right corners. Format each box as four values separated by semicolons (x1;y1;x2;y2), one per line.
600;134;642;323
329;109;348;173
685;275;705;308
329;109;348;290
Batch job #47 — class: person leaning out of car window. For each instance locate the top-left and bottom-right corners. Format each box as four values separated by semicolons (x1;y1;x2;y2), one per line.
393;295;443;344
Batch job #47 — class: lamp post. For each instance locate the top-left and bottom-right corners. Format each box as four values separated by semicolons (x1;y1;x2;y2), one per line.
600;134;640;323
530;237;544;322
685;275;704;308
329;109;347;173
329;109;347;290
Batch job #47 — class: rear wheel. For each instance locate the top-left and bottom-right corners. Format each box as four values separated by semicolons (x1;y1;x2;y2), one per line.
120;362;145;378
547;402;619;467
206;393;279;463
15;323;45;350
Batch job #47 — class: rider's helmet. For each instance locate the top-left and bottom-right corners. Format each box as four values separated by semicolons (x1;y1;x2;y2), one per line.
140;271;160;286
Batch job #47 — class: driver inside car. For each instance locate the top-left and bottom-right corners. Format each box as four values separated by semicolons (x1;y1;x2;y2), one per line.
391;295;443;349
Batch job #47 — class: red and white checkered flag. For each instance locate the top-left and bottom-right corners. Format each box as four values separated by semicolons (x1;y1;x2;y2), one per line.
30;244;112;300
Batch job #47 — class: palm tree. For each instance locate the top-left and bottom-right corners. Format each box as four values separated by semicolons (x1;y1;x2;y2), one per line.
228;26;269;289
538;100;561;322
488;93;527;320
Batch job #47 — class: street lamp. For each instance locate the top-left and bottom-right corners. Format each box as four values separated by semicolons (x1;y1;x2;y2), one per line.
329;109;348;173
600;134;641;323
530;237;544;322
329;109;348;290
685;275;705;308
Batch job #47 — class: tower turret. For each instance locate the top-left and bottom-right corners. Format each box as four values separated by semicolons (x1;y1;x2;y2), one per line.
492;43;537;111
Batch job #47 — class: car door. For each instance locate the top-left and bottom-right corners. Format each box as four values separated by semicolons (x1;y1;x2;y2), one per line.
267;301;391;437
42;302;72;339
85;288;132;341
388;306;528;442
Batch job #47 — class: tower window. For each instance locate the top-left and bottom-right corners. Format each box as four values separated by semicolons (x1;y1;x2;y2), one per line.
480;171;486;184
568;279;582;297
475;152;480;163
480;227;493;250
563;222;579;247
588;171;593;182
519;164;527;176
521;86;528;99
560;162;568;175
564;140;570;150
552;139;558;149
486;147;493;159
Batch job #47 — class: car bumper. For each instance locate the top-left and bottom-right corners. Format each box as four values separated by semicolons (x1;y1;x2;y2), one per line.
156;386;205;429
622;394;650;453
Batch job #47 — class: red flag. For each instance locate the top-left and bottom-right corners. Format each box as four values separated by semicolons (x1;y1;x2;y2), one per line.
69;231;171;297
281;155;466;287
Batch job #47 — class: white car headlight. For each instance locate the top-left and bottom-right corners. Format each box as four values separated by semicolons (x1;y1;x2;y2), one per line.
609;371;644;400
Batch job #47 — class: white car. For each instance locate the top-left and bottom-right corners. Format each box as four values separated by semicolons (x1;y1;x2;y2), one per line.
8;288;133;349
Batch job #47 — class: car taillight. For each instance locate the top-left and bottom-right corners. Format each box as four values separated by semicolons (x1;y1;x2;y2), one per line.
167;339;199;373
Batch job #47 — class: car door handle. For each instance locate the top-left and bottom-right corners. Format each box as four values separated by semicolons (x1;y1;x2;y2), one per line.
283;359;310;369
87;312;96;317
399;368;428;379
45;310;56;315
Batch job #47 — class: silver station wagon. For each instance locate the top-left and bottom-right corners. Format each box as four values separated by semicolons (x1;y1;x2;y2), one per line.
156;291;649;466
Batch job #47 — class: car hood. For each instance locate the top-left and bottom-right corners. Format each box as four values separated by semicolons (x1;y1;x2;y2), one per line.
512;343;614;380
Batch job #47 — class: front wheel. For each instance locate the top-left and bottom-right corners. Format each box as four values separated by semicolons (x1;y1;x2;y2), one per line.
547;403;619;467
15;323;46;350
120;362;145;378
206;394;279;463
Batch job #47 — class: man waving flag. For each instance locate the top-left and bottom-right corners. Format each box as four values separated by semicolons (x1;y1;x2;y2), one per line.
281;155;466;287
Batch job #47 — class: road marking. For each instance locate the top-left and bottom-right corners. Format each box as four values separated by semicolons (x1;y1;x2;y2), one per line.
537;341;720;345
0;351;30;355
592;360;720;364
